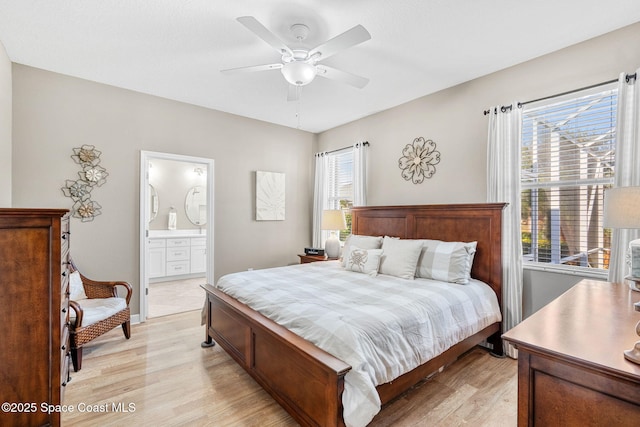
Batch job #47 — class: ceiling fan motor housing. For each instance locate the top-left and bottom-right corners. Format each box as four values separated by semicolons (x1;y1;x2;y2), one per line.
290;23;310;41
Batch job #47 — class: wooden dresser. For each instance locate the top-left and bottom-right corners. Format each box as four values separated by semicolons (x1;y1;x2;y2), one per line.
503;279;640;426
0;209;71;427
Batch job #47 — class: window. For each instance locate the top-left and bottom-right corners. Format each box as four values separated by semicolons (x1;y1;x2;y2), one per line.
521;83;617;272
326;148;353;241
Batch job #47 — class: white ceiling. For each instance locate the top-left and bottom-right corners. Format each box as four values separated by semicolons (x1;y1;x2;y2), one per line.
1;1;639;133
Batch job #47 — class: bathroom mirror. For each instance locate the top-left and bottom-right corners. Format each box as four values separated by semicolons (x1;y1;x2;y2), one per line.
149;184;158;223
185;185;207;225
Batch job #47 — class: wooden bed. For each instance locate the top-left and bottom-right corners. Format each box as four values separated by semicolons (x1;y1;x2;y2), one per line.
202;203;506;426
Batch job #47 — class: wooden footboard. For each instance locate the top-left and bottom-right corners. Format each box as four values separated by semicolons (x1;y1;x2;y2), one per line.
202;284;351;427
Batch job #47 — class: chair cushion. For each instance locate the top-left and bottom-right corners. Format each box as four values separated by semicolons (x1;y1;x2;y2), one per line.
69;270;88;301
70;297;127;327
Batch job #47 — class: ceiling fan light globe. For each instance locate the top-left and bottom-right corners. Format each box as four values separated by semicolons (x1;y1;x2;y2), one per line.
281;61;317;86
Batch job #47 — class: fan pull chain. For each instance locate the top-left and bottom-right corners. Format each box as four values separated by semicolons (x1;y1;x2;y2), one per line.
296;86;301;129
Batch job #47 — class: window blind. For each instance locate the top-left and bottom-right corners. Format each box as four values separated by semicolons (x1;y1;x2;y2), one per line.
520;83;617;270
326;148;353;239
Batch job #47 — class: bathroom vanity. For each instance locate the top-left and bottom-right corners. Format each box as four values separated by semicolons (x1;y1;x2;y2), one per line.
149;231;206;280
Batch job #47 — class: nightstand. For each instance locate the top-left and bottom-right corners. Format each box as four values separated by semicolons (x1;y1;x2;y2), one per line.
298;254;329;264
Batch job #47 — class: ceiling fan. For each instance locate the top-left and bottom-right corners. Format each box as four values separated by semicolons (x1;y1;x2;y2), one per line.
221;16;371;100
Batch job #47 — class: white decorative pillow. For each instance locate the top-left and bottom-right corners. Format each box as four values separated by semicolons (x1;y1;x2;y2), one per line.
69;270;88;300
378;236;424;280
344;246;383;276
416;240;477;284
341;235;383;267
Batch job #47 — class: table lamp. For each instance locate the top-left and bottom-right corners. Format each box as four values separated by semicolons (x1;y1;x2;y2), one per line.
604;186;640;365
322;209;346;259
604;186;640;290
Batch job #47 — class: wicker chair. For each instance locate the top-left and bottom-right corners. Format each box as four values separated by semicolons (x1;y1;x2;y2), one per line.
68;259;132;371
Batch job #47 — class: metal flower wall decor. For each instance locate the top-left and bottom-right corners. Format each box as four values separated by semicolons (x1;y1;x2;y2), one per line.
61;145;108;222
398;137;441;184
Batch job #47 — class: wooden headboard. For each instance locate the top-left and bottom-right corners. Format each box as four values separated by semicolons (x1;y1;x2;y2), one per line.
351;203;506;307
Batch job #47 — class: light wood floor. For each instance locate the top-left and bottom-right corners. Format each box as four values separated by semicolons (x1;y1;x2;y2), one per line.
148;277;206;318
62;310;518;426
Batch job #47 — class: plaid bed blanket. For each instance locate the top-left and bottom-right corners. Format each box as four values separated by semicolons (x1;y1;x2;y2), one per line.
215;261;501;427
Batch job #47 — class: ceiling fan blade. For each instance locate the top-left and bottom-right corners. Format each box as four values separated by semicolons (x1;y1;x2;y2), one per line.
237;16;293;56
309;25;371;61
221;63;283;74
287;85;301;102
316;65;369;89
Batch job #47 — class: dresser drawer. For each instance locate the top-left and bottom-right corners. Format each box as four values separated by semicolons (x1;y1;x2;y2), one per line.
61;216;70;254
60;325;69;370
148;238;166;249
61;270;70;299
61;352;70;402
167;238;189;248
60;299;69;327
167;247;189;261
166;260;190;276
191;237;206;247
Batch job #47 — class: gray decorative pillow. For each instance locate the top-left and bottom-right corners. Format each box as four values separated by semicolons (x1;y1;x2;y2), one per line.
345;246;384;276
378;236;424;279
341;235;383;267
415;240;477;284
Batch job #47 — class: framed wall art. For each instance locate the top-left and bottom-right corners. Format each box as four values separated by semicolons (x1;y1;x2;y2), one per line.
256;171;285;221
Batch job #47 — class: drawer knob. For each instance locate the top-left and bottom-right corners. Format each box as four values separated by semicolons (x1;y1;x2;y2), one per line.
61;308;67;314
61;345;66;351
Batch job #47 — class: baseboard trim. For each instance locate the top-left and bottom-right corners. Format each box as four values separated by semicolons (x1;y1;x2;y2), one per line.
131;314;141;325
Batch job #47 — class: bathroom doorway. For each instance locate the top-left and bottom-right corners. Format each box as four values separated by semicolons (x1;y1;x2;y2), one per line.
139;151;214;321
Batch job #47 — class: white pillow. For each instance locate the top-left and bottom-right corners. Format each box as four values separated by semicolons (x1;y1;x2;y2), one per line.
69;270;88;300
416;240;477;284
341;235;383;267
378;236;424;280
344;246;383;276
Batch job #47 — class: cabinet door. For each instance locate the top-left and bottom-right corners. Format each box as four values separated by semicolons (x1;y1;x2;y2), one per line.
191;246;207;274
149;247;166;278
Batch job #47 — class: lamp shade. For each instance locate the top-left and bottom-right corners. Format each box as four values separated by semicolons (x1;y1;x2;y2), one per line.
281;61;317;86
321;209;346;231
604;186;640;229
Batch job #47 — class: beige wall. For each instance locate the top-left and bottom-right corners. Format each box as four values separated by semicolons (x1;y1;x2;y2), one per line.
11;64;316;314
318;22;640;316
0;40;10;207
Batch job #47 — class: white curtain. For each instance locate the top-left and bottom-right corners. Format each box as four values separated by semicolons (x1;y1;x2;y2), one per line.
353;142;368;207
487;103;523;359
312;152;328;248
609;70;640;283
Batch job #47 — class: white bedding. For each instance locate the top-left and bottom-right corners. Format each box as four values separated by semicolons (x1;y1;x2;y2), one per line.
215;261;501;427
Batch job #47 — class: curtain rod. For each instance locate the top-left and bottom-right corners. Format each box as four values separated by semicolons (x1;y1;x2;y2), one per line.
483;72;637;115
316;141;369;156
